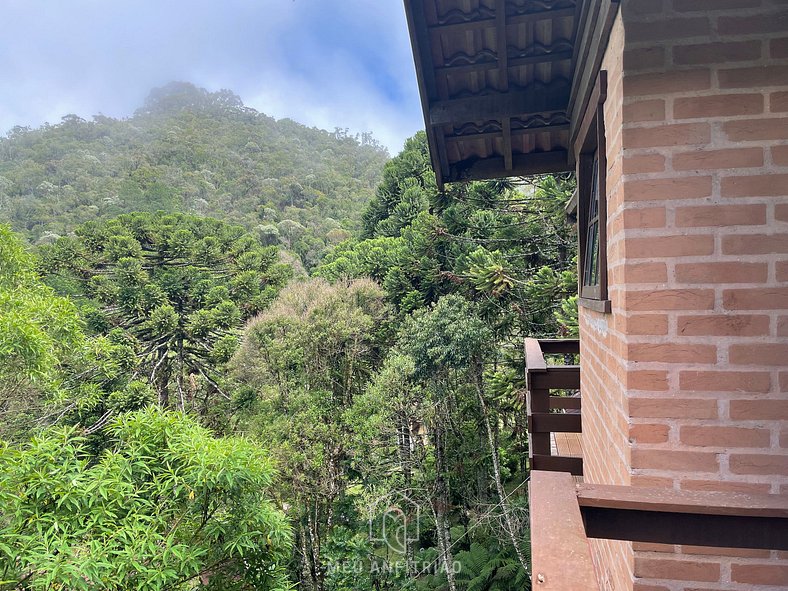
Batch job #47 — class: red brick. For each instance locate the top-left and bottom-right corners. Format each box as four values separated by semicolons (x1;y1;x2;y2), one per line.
624;154;666;174
633;449;719;473
624;46;666;72
677;314;770;337
718;10;788;35
771;37;788;59
681;425;771;448
779;261;788;282
628;369;669;391
722;173;788;198
625;123;710;148
624;262;668;283
622;206;666;228
730;399;788;420
730;453;788;475
633;583;669;591
681;479;772;494
627;17;711;42
627;176;712;201
772;91;788;113
732;564;788;586
630;397;718;420
626;314;669;335
673;148;764;171
679;370;771;393
627;289;715;311
776;203;788;223
682;545;770;558
777;315;788;338
675;262;767;284
675;203;766;227
632;475;674;488
629;342;716;363
673;0;762;10
624;99;665;123
730;343;788;365
628;235;714;258
633;542;674;553
674;94;763;119
631;423;670;444
673;40;762;65
773;145;788;166
719;66;788;89
724;287;788;310
722;235;788;255
627;71;711;98
724;117;788;141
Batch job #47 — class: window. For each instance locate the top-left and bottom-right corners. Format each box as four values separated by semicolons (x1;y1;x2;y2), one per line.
576;71;609;313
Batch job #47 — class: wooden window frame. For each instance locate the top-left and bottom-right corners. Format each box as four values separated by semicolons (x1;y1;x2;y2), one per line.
575;71;610;314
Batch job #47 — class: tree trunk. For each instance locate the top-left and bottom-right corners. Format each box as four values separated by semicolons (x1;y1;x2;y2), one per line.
473;373;529;575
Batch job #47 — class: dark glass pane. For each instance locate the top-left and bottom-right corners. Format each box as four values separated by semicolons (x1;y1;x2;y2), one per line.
583;152;601;288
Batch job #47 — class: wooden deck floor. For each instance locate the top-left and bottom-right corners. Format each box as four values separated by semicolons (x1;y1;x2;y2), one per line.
551;431;584;484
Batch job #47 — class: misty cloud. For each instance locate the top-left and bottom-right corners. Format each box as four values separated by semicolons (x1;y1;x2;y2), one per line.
0;0;423;152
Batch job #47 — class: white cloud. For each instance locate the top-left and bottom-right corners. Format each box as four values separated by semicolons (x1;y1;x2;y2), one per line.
0;0;425;153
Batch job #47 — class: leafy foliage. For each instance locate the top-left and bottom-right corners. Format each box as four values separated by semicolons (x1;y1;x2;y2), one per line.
0;407;292;591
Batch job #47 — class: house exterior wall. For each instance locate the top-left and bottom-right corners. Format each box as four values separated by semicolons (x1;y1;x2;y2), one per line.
580;11;637;591
580;1;788;589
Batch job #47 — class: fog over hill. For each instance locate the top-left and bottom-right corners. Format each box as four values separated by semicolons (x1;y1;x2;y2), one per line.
0;82;390;269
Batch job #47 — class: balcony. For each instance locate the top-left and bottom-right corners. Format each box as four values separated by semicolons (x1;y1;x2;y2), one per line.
524;338;582;476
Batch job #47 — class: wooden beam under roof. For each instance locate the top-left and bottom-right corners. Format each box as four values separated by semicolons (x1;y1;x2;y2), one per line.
448;150;571;183
429;86;570;126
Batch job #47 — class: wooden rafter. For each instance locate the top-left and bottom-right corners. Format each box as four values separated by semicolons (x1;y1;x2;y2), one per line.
495;0;512;170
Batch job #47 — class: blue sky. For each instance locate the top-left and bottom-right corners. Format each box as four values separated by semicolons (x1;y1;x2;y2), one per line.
0;0;424;153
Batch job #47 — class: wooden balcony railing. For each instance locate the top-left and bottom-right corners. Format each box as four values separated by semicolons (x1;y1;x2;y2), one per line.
524;338;582;475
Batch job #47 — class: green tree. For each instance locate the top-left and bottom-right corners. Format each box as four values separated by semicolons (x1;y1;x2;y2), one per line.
231;278;390;591
0;407;293;591
0;225;84;437
40;212;291;412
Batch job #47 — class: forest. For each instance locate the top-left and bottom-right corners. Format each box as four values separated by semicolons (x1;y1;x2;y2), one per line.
0;83;578;591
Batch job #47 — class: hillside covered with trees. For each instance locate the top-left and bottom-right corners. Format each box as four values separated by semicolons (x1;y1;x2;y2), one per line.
0;82;389;269
0;95;577;590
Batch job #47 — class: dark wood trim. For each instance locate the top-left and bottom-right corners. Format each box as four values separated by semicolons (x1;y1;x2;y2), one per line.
531;454;584;475
404;0;447;189
578;297;611;313
578;484;788;551
538;338;580;355
568;0;620;150
576;70;609;308
448;150;571;182
530;412;582;433
528;366;581;390
550;395;581;410
429;87;569;126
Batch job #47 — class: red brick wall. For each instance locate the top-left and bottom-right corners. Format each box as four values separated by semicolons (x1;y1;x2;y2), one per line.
579;1;788;589
580;12;635;591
